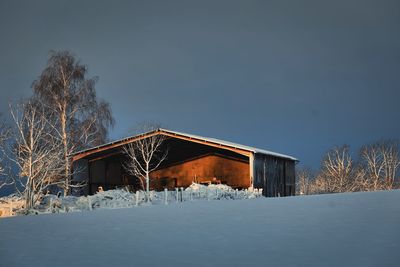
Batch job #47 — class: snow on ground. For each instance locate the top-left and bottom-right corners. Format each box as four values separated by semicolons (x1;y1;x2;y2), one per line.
1;190;399;267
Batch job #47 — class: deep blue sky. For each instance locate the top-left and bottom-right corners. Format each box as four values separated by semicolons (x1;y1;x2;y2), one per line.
0;0;399;169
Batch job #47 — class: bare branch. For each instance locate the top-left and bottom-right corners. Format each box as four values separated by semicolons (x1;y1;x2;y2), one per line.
9;99;64;210
319;145;357;193
359;140;400;191
122;123;168;201
32;51;114;195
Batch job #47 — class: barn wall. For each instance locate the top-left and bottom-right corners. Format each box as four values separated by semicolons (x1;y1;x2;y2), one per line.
150;154;250;190
253;154;296;197
87;157;134;193
285;160;296;196
72;159;89;195
90;160;106;194
72;159;89;182
82;153;250;194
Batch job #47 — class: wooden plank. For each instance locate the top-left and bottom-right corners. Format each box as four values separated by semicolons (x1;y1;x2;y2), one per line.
249;152;254;188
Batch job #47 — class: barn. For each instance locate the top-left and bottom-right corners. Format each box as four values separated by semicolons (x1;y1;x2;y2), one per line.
71;129;298;197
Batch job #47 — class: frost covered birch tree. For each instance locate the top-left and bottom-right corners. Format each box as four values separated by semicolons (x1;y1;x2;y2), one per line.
123;124;168;201
10;100;63;211
32;51;114;195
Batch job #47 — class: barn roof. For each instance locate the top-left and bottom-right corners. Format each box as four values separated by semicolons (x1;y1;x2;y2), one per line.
71;128;298;161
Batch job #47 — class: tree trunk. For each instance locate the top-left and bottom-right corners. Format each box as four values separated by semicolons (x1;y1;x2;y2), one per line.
146;171;150;202
61;107;69;196
25;179;33;211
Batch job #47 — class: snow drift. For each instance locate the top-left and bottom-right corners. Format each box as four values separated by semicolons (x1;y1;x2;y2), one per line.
1;190;399;267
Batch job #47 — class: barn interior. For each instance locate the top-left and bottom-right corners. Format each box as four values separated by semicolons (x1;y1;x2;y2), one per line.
73;136;251;195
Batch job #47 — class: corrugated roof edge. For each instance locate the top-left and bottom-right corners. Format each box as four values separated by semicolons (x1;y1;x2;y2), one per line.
71;128;299;161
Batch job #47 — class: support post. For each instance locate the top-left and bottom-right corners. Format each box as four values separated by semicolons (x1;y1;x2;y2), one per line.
180;187;184;202
249;152;255;189
164;188;168;205
135;191;140;206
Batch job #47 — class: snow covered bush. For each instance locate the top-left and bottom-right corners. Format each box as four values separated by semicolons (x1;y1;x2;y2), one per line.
1;183;263;216
38;189;139;213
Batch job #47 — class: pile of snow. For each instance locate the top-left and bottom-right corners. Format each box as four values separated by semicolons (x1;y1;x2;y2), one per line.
0;190;399;267
89;189;138;209
38;189;139;213
185;182;262;200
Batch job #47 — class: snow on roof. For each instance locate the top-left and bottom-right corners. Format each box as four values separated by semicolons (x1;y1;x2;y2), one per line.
72;128;298;161
159;129;298;161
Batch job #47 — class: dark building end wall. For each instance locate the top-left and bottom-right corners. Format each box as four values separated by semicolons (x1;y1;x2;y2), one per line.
253;154;296;197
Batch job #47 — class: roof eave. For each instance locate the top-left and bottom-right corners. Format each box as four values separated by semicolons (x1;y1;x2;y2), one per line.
71;128;298;162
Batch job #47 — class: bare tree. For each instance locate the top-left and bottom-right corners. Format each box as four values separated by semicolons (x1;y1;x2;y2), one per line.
296;167;313;195
32;51;114;195
359;140;400;191
311;174;329;194
0;115;13;189
297;141;399;196
320;145;357;193
0;116;8;176
122;124;168;201
9;100;63;211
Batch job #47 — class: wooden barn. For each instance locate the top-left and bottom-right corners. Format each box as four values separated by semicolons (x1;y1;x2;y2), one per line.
71;129;298;197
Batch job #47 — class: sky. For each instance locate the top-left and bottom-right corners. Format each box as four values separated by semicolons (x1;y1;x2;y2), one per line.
0;0;399;169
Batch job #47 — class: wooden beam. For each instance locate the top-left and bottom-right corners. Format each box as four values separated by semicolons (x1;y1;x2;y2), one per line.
88;151;124;163
160;131;251;157
72;131;162;161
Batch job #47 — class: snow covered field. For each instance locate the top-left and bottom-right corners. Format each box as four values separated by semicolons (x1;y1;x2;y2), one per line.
1;190;399;267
